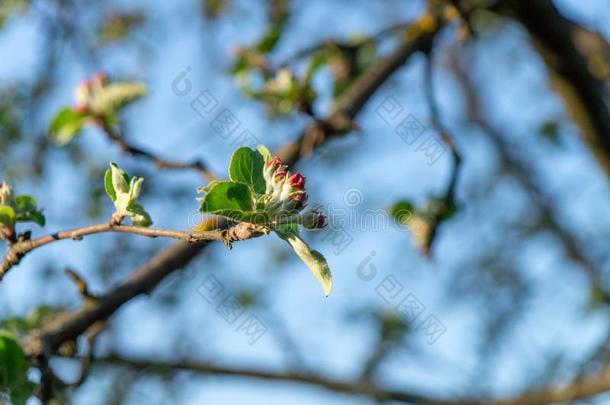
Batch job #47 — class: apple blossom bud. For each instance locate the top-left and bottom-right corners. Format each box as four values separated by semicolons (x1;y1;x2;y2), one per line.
291;191;308;210
274;168;288;182
0;182;12;207
264;156;281;170
263;156;282;193
301;208;327;229
287;173;305;189
74;79;91;111
262;158;311;214
74;105;89;114
93;71;107;85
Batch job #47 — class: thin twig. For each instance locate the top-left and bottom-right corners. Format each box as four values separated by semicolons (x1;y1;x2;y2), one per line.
277;26;442;166
420;48;463;256
276;22;410;68
98;119;216;180
0;222;263;280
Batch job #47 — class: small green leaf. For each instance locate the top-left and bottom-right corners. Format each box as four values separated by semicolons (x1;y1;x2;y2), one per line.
128;177;143;201
389;200;415;224
89;82;147;116
228;147;266;195
256;144;272;162
275;229;332;297
0;330;34;405
13;195;36;210
104;162;152;227
109;162;130;194
0;205;15;227
196;180;222;196
14;196;45;227
49;107;88;145
128;203;152;227
199;181;255;221
255;26;281;53
104;168;116;201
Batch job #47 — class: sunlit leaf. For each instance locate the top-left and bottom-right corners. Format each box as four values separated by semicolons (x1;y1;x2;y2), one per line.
275;229;332;297
49;107;88;145
229;147;266;195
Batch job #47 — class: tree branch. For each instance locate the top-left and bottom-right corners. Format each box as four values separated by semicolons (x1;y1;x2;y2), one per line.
495;363;610;405
22;239;213;358
419;45;463;256
86;354;480;405
277;25;441;166
495;0;610;177
98;119;216;180
1;222;265;281
450;51;606;300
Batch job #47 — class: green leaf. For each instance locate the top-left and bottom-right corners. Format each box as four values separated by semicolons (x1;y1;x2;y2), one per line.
275;229;332;297
13;195;36;211
256;144;272;162
0;205;15;227
49;107;88;145
199;181;254;221
255;25;281;53
104;168;117;201
14;195;45;227
228;147;267;195
0;330;34;405
89;82;147;116
389;200;415;224
104;162;152;227
128;177;143;201
128;203;152;227
109;162;130;194
196;180;222;197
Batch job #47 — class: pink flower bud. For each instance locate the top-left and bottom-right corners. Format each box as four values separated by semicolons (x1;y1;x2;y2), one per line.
74;104;89;114
291;190;308;210
301;208;327;229
74;79;91;109
288;173;305;189
93;71;107;85
264;156;282;170
263;156;286;194
275;170;288;182
262;159;310;214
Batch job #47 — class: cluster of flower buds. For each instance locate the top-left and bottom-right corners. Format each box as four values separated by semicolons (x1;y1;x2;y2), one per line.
74;71;108;113
262;156;326;229
263;156;308;212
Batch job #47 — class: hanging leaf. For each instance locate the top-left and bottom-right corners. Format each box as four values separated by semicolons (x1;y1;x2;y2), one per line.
276;229;332;297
